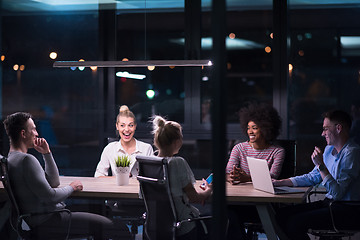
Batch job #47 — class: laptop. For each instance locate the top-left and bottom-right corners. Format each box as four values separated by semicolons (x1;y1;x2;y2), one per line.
247;156;306;195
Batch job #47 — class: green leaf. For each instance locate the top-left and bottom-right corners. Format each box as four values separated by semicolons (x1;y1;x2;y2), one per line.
115;155;131;167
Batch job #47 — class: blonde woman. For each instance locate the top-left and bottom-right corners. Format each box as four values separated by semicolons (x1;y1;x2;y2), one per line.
95;105;153;177
152;115;212;240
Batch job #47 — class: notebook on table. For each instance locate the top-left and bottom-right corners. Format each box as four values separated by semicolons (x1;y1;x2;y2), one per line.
247;156;306;195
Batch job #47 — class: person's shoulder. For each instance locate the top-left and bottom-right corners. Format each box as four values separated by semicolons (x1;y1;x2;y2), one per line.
345;140;360;154
8;151;33;161
167;156;189;171
270;144;285;152
168;155;184;160
349;139;360;148
233;141;248;149
168;156;186;164
135;139;153;148
104;140;119;149
8;151;39;168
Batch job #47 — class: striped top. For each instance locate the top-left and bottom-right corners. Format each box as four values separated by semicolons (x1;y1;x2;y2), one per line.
226;141;285;179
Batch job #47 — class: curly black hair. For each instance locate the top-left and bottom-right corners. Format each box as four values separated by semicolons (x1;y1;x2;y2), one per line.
239;102;282;142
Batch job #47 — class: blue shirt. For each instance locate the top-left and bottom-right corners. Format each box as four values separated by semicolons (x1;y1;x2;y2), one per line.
290;139;360;201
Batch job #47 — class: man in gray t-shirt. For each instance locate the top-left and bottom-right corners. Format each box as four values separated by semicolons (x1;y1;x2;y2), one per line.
3;112;130;239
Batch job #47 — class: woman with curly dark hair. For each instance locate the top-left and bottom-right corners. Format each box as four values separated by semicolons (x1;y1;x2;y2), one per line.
226;102;285;240
226;102;285;184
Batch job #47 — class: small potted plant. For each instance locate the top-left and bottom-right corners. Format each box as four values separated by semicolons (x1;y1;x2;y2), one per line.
115;155;131;186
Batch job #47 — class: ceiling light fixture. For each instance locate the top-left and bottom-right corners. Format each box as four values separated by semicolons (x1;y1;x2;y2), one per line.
116;71;146;80
53;60;212;68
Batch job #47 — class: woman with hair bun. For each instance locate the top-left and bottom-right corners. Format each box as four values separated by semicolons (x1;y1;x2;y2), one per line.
152;115;212;240
95;105;153;177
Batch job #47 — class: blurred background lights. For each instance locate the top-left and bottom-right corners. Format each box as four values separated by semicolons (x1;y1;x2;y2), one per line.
147;66;155;71
227;62;232;70
70;67;76;71
146;89;155;99
49;52;57;59
289;64;293;77
90;66;97;71
78;59;85;71
202;76;209;81
304;33;312;39
1;55;5;61
265;46;272;53
270;32;273;39
122;58;129;61
229;33;235;39
289;64;293;71
166;89;172;95
13;64;19;71
19;65;25;71
169;66;175;69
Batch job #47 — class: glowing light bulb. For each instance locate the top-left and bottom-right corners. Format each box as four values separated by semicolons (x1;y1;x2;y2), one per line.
49;52;57;59
146;89;155;99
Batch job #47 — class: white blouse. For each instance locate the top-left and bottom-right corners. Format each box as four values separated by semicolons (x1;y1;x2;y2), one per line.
94;138;154;177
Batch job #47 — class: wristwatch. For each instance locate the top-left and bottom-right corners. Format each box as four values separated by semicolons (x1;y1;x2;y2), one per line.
317;164;326;172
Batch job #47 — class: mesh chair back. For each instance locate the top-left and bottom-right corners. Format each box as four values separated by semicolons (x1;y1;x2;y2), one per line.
0;155;30;237
136;155;177;240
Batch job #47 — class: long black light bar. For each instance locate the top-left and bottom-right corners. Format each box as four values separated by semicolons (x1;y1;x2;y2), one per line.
53;60;212;68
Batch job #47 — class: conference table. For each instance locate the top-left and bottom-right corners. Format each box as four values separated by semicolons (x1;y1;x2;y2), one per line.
0;176;310;240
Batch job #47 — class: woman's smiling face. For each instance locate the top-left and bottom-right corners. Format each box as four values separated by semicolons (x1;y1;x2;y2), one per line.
247;121;263;144
116;116;136;142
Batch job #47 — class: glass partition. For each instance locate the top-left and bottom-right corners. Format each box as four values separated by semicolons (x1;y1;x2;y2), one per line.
288;4;360;174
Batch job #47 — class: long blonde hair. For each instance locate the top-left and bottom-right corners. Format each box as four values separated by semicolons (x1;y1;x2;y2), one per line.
152;115;182;150
117;105;136;125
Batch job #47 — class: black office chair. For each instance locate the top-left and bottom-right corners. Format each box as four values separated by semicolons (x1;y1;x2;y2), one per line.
306;190;360;239
136;155;211;240
274;139;297;179
0;155;89;240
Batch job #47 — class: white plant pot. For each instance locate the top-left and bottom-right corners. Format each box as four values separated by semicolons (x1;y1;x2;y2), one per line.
115;167;130;186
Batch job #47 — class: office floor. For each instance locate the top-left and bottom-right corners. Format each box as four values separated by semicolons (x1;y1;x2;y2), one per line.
253;233;360;240
309;233;360;240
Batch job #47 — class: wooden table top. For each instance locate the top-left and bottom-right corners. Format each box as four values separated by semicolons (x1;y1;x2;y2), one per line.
225;182;309;204
1;175;309;204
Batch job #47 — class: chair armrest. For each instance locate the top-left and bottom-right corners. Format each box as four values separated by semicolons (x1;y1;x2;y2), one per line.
175;216;212;235
307;185;327;203
175;215;212;229
137;176;165;184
